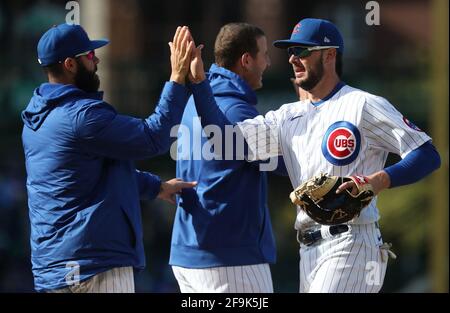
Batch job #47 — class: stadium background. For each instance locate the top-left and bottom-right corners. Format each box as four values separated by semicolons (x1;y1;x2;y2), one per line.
0;0;447;292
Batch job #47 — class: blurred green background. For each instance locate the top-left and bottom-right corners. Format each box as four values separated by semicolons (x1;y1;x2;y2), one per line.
0;0;447;292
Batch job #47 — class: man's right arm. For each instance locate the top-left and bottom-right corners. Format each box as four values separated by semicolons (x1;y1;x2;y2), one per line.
73;87;187;160
225;101;288;175
74;26;194;160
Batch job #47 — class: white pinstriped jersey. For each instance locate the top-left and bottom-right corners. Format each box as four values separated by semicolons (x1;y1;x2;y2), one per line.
238;84;431;229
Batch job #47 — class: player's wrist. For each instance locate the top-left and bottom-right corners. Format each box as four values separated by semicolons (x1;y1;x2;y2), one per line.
380;170;391;190
367;171;391;194
189;73;206;84
170;73;186;85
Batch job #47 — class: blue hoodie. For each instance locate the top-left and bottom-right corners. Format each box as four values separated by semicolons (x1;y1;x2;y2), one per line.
21;81;189;291
170;64;287;268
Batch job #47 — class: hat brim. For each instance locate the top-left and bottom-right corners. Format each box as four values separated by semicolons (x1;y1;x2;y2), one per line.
273;39;318;49
88;39;110;50
76;39;110;55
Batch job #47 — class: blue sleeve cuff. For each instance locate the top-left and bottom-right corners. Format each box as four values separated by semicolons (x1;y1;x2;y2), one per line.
384;141;441;188
188;79;218;116
135;170;162;200
160;81;191;110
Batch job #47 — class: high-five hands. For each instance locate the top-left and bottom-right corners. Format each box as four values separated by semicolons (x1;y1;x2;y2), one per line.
169;26;206;85
187;36;205;84
169;26;194;85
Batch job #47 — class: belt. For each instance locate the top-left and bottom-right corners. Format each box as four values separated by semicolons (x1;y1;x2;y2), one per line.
297;224;350;246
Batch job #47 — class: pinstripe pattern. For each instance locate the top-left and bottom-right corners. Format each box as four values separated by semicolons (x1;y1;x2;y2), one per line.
172;264;273;293
48;266;134;293
363;98;422;151
237;84;431;227
235;84;431;293
299;223;387;293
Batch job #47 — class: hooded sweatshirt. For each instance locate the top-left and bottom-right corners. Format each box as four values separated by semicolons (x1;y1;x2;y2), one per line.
22;81;188;291
170;64;287;268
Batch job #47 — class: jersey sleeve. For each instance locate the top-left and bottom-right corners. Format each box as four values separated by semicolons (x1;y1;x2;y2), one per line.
225;103;289;172
361;94;432;158
237;107;286;160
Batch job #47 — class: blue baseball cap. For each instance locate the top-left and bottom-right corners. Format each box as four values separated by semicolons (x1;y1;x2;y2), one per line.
273;18;344;53
37;23;109;66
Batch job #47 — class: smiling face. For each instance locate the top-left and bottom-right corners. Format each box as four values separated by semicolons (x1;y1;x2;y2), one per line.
243;36;271;90
289;50;325;91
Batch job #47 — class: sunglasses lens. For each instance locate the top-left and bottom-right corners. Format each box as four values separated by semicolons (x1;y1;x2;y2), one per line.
75;50;95;60
87;51;95;60
288;47;311;58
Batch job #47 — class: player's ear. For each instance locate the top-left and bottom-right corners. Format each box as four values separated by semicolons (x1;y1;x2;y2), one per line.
63;58;78;75
241;52;253;71
323;48;337;65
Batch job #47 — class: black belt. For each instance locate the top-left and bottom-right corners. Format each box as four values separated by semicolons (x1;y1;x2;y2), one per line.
297;224;349;246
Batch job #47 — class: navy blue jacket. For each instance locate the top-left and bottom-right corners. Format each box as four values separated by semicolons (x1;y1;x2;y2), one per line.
21;81;189;291
170;64;287;268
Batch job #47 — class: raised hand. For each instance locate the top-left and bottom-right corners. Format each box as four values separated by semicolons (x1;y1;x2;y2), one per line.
169;26;194;85
187;35;206;84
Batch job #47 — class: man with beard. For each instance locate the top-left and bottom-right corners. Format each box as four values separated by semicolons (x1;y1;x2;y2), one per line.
21;24;196;292
185;18;440;292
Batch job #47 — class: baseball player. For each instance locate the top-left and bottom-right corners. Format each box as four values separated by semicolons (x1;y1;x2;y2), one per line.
185;18;441;292
21;24;196;292
170;23;287;293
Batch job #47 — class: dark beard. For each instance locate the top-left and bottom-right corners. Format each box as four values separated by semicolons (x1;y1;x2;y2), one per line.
74;59;100;93
298;56;324;91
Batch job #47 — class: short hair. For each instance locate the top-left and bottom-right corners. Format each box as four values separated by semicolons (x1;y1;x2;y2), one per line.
214;23;265;69
43;62;64;77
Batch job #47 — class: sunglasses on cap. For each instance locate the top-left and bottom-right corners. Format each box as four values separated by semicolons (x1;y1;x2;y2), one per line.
74;50;96;60
287;46;339;58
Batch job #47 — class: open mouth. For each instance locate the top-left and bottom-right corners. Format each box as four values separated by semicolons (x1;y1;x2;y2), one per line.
294;66;306;77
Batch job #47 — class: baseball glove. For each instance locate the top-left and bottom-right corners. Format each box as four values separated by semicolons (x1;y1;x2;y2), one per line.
290;173;374;225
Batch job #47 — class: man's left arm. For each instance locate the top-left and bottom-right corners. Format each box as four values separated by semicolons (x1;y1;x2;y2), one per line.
373;141;441;192
337;141;441;195
339;93;442;195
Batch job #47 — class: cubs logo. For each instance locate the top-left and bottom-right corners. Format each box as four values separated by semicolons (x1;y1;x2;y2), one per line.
321;121;361;166
292;23;301;34
402;117;423;132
